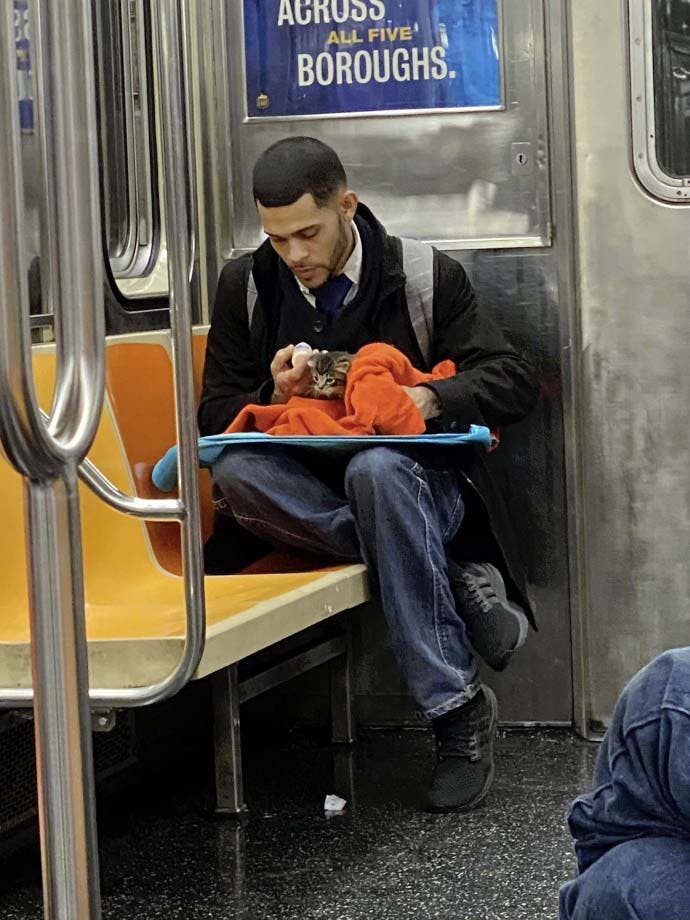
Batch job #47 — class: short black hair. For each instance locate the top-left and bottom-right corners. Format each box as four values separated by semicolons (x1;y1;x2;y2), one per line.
253;137;347;208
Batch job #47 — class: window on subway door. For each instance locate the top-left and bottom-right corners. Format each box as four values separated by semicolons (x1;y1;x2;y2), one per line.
651;0;690;179
93;0;170;308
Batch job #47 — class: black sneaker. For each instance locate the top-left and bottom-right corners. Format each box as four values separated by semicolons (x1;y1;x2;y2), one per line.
448;560;529;672
427;686;497;813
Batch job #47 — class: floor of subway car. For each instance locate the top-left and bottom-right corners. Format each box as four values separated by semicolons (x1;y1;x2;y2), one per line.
0;727;597;920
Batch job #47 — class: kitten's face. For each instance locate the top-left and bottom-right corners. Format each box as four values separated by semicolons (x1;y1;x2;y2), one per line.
306;351;353;399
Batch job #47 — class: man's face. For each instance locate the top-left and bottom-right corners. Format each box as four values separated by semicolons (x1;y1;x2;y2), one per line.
257;190;358;290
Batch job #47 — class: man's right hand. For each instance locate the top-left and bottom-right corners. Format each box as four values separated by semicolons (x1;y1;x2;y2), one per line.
270;345;312;404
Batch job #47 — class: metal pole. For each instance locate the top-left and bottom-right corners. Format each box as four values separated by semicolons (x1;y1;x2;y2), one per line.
154;0;206;676
26;471;101;919
0;2;105;916
0;0;206;714
0;2;206;911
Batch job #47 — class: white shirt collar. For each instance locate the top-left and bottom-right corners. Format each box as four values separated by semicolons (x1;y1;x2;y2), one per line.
340;220;362;287
295;221;362;307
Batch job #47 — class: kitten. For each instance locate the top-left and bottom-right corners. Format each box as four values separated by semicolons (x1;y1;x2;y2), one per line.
306;351;355;399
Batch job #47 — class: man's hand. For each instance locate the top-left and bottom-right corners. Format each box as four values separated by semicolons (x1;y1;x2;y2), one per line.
270;345;312;404
402;385;442;421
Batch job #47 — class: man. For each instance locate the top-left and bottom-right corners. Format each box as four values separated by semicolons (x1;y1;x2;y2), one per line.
199;136;539;812
559;648;690;919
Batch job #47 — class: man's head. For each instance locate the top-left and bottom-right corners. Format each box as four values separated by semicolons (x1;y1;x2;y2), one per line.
253;137;358;290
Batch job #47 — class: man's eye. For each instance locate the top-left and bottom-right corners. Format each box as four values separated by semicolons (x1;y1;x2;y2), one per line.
302;229;318;239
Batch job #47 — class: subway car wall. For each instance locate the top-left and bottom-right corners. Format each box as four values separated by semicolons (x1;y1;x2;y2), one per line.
15;0;690;733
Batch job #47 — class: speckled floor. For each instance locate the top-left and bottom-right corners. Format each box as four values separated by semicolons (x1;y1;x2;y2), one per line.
0;728;597;920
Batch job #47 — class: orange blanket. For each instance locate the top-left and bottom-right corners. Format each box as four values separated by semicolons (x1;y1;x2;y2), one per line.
226;342;456;436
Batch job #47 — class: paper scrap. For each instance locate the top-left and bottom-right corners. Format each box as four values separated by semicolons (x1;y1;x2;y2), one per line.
324;794;347;813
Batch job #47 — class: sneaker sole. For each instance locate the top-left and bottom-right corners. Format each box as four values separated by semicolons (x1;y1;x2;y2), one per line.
426;687;498;814
514;604;530;647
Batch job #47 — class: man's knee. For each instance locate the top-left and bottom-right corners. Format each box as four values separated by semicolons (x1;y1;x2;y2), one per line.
560;875;627;920
344;448;414;499
212;447;278;498
560;838;690;920
560;853;638;920
615;646;690;735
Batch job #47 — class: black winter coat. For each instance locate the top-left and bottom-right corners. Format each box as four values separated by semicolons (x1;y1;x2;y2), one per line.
199;204;540;622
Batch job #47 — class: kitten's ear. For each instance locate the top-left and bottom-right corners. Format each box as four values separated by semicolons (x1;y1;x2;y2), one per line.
334;355;352;373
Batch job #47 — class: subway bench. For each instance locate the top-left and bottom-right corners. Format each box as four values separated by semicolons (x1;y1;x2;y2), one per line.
0;330;370;813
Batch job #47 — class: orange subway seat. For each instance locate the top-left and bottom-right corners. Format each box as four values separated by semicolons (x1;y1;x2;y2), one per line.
0;349;348;651
105;339;214;575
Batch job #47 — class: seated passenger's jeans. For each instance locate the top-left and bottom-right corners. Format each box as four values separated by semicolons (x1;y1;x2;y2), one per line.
212;445;479;719
559;647;690;919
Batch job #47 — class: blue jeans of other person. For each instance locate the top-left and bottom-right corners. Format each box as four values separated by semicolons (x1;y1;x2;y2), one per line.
212;446;479;718
559;648;690;920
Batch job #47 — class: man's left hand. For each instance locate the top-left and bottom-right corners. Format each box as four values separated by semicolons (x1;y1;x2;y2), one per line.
402;385;442;421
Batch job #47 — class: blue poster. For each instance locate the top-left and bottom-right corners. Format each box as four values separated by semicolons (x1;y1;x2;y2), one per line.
244;0;501;118
14;0;34;132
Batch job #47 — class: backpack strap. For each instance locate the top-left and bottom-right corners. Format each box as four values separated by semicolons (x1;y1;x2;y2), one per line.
400;237;435;368
246;262;259;330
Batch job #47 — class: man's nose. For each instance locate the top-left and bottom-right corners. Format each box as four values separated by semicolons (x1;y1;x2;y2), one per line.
287;239;309;265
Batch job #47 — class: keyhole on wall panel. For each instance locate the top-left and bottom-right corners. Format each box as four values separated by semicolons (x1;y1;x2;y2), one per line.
511;142;533;175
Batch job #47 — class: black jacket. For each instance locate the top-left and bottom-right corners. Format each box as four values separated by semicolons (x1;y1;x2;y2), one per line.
199;204;540;621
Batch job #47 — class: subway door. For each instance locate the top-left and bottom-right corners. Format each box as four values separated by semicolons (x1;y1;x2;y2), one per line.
188;0;573;724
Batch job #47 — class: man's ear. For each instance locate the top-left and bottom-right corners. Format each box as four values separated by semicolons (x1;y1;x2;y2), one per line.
339;189;359;221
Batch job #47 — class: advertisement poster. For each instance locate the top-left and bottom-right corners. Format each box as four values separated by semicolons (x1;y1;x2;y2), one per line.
14;0;34;132
244;0;502;118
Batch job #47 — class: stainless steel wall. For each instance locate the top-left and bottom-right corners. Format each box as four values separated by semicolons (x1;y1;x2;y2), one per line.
187;0;573;723
568;0;690;730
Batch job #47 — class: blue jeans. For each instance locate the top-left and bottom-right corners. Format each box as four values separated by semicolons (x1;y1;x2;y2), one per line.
559;648;690;919
212;446;479;718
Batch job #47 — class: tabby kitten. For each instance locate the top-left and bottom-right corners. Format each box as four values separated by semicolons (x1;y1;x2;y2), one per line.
306;351;355;399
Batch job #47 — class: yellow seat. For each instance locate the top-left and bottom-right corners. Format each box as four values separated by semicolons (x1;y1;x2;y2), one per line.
0;342;369;691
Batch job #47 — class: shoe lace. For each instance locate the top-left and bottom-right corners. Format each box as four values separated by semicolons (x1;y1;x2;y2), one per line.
461;573;498;615
436;709;493;763
437;731;481;763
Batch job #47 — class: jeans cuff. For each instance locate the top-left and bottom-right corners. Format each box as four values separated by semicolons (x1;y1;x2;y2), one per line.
423;680;482;720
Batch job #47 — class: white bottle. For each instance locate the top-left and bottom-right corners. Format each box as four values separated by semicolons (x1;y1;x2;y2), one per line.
292;342;314;370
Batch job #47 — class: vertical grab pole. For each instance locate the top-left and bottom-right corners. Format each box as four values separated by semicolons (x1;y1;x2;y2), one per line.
0;0;207;717
153;0;206;642
31;1;105;913
26;473;101;920
0;2;104;918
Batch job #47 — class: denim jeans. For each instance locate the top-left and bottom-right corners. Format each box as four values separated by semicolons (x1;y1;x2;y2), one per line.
559;647;690;919
212;445;479;718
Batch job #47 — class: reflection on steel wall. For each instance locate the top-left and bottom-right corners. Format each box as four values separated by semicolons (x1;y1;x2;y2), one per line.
570;0;690;728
